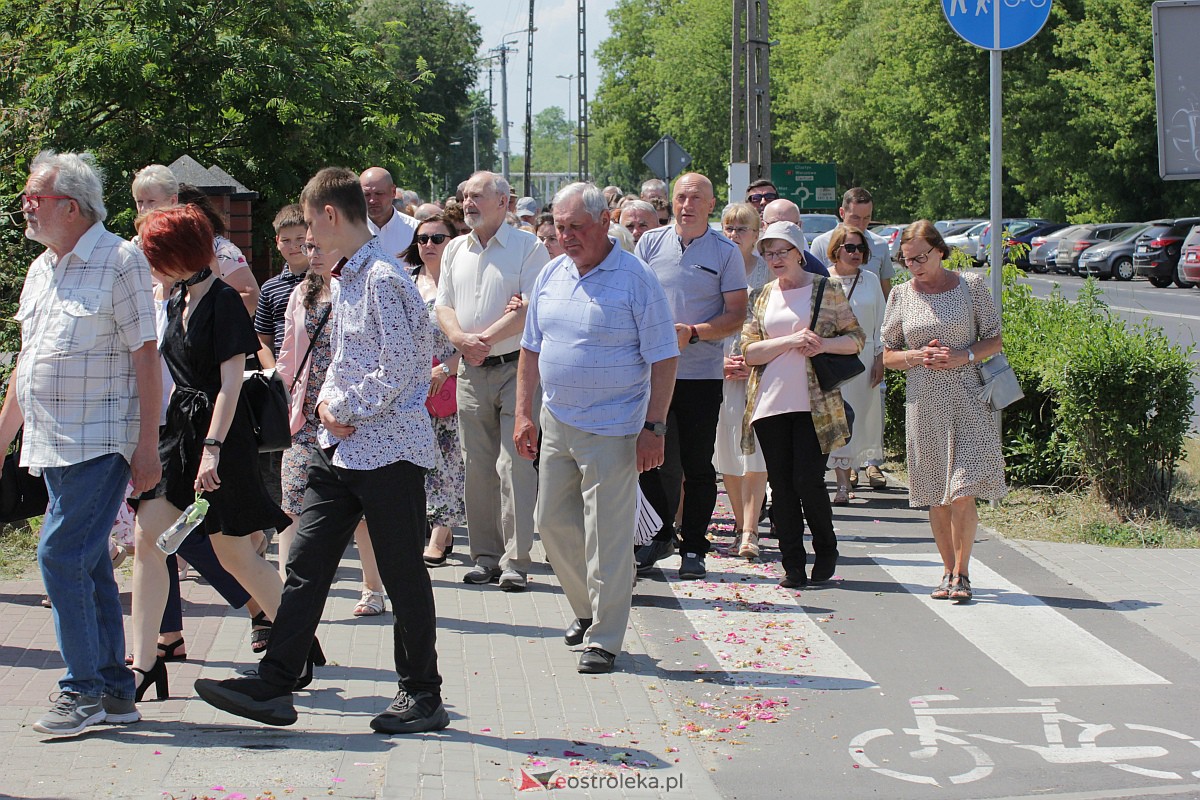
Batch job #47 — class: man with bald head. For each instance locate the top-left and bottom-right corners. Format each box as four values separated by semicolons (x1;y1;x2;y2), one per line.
360;167;418;259
762;199;828;277
633;172;748;581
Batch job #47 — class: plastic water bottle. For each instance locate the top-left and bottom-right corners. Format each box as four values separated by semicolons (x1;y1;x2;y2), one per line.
156;494;210;555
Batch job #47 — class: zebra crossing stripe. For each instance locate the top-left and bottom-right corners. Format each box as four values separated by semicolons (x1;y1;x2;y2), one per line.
871;555;1169;687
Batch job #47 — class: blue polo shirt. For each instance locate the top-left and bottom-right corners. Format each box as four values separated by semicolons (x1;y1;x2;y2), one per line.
635;225;748;380
521;239;679;436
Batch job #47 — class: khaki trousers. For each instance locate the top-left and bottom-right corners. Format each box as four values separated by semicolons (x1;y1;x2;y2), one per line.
457;360;538;573
535;408;637;655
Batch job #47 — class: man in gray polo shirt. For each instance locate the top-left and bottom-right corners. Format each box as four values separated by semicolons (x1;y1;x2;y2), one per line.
808;187;894;297
633;173;748;580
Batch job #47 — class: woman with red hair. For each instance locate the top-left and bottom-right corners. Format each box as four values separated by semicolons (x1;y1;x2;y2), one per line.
128;205;290;700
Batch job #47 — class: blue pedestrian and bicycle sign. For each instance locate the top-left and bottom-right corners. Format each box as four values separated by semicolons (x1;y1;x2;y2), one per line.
942;0;1052;51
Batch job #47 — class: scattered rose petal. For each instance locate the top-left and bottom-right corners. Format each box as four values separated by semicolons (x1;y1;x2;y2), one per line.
331;778;345;783
564;750;584;757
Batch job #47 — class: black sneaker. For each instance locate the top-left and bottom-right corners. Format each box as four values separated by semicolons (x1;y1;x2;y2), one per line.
194;677;297;726
370;690;450;734
678;552;707;580
635;539;675;573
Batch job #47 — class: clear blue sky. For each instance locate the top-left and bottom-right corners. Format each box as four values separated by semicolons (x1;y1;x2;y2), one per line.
465;0;619;151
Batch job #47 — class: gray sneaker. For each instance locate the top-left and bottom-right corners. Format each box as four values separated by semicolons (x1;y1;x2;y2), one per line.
678;552;707;581
498;569;528;592
462;564;501;585
32;692;106;736
102;694;141;724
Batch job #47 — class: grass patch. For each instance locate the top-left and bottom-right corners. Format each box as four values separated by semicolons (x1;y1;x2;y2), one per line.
0;520;40;579
977;436;1200;548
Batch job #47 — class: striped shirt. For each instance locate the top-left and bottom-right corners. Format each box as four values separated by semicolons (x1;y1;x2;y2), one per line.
14;222;157;472
521;240;679;436
254;268;306;356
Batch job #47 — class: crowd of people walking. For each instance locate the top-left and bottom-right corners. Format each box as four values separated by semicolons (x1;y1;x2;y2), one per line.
1;152;1005;738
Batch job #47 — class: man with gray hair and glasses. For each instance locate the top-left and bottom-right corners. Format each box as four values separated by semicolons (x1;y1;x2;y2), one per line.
0;150;161;736
514;182;677;673
436;171;549;591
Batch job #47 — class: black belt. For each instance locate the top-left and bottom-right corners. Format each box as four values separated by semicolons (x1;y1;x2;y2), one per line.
479;350;520;368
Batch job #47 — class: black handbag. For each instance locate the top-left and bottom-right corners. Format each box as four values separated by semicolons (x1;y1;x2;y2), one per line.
1;431;49;524
240;370;293;453
808;278;866;392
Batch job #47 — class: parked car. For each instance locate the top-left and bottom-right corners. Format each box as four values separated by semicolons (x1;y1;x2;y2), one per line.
1053;223;1136;276
870;224;905;260
1177;223;1200;285
798;214;839;246
936;217;986;234
1029;223;1087;274
1077;222;1151;281
983;221;1065;269
1133;218;1200;288
944;221;989;263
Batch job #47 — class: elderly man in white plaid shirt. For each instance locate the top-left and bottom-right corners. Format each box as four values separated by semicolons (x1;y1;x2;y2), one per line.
0;150;161;737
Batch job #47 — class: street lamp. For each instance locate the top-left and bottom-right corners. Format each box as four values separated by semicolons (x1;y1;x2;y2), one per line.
556;73;575;181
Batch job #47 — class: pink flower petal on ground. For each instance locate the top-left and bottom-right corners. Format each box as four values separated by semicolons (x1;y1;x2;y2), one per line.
332;778;345;783
210;788;225;793
480;727;492;732
227;794;247;800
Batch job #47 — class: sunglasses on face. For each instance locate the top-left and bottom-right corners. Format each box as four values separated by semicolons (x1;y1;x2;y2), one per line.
840;242;867;254
747;192;779;204
416;233;450;245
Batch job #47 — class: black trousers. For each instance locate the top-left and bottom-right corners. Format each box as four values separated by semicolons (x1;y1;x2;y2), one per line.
752;412;838;578
258;446;442;696
639;378;723;556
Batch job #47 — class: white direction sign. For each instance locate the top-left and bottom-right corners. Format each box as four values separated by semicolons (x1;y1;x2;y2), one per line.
942;0;1052;51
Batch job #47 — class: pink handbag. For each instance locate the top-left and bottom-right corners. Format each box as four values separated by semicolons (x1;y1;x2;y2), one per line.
425;359;457;418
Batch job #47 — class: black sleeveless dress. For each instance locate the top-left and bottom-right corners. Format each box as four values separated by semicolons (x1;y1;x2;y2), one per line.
158;279;290;537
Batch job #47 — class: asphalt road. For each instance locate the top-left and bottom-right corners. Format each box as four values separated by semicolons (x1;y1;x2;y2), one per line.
630;491;1200;800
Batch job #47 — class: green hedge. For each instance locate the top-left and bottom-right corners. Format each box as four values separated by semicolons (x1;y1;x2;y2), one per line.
884;264;1196;509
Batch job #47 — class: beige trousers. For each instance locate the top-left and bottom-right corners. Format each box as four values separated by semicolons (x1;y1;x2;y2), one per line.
535;408;637;655
457;360;538;573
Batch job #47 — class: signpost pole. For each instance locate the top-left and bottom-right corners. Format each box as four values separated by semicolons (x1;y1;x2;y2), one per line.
989;49;1003;307
664;138;670;184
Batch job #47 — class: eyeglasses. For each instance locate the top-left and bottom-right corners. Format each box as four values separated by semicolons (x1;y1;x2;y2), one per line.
747;192;779;204
723;225;753;236
537;234;558;244
300;243;322;255
840;242;868;254
900;247;936;266
416;233;450;245
19;194;72;212
762;246;796;261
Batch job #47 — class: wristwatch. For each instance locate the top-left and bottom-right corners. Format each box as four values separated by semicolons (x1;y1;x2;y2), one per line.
202;438;223;449
439;363;451;376
966;348;976;363
688;325;700;344
644;421;667;436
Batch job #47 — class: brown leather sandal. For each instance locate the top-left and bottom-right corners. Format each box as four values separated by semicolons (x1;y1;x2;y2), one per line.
931;573;953;600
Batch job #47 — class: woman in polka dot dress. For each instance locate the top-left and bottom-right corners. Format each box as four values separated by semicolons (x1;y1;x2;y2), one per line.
881;220;1006;603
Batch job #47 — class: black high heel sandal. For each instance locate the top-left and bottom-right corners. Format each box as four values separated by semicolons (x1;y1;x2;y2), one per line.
250;612;272;653
294;638;326;691
133;658;170;701
157;637;187;662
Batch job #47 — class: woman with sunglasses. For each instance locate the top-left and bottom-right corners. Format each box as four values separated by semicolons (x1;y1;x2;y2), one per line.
881;220;1005;603
741;221;865;589
403;216;466;566
825;225;886;506
713;203;770;559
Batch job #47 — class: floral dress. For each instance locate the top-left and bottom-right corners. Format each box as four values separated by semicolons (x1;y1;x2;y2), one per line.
423;297;467;528
280;300;332;516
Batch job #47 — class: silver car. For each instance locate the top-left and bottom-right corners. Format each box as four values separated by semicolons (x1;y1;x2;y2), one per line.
1054;223;1136;275
1076;223;1151;281
798;214;839;246
1029;224;1087;273
944;221;989;263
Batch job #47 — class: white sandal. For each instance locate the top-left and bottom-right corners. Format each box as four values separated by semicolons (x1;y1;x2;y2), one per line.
737;531;760;560
353;589;386;617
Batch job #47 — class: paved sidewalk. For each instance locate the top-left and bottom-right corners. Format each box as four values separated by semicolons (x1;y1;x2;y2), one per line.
0;542;724;800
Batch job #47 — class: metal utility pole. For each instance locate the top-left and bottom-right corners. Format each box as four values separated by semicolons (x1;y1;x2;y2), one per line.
556;73;575;180
471;107;480;172
523;1;536;197
730;0;772;185
577;0;589;181
497;43;513;183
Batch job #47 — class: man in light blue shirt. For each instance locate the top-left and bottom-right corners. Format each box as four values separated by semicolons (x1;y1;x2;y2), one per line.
632;173;748;581
808;187;895;297
515;183;678;674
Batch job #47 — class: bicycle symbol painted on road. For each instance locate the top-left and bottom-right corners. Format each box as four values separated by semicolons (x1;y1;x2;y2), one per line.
850;695;1200;786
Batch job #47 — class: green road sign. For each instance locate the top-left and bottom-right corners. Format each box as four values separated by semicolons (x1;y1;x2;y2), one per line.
770;162;838;209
